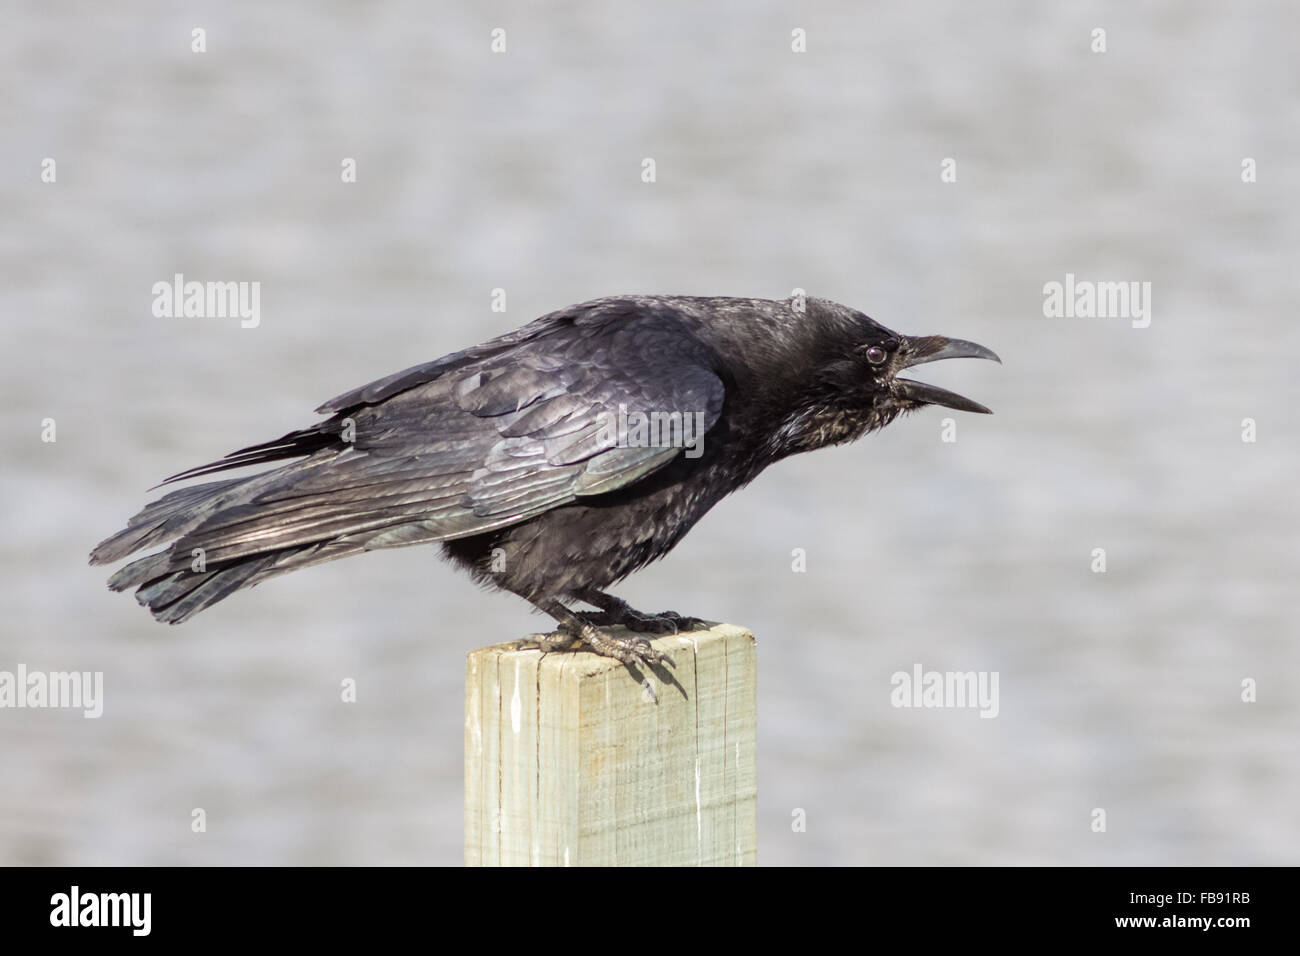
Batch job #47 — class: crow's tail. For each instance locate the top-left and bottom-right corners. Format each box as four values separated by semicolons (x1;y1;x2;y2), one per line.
90;471;345;624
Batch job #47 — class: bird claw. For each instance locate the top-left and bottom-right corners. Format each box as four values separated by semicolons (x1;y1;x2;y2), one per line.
610;634;676;669
579;625;676;669
520;626;675;670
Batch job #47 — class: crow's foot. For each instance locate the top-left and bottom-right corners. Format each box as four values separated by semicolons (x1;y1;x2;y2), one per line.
575;589;709;636
533;600;677;669
571;621;676;668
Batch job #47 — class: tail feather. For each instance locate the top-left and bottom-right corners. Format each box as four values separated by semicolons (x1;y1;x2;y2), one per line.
92;468;447;622
157;424;341;485
91;400;512;622
136;552;285;624
91;472;316;623
106;551;174;592
89;477;249;566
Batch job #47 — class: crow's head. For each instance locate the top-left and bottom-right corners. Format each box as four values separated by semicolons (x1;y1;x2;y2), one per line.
767;300;1000;456
863;328;1001;417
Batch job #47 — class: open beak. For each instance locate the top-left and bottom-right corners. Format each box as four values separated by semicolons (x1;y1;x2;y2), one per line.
895;336;1001;414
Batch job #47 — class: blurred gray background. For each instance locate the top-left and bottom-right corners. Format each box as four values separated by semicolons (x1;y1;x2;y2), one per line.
2;0;1297;865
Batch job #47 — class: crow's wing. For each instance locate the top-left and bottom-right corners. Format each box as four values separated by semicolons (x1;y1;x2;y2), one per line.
110;305;726;568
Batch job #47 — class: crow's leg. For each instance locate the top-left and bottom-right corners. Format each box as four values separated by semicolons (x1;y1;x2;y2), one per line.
523;599;676;669
574;588;710;636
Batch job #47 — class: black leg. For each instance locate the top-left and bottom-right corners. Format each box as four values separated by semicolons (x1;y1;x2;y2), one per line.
575;588;710;636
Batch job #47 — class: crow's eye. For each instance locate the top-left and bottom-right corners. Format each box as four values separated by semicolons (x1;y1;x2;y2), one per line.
864;346;887;365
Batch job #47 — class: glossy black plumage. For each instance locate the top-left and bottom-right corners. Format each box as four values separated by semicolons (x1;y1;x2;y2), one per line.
91;294;998;666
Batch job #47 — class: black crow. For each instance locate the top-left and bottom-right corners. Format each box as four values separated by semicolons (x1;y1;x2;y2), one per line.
91;294;998;668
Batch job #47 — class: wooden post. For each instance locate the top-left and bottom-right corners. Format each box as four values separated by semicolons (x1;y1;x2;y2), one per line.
465;624;757;866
